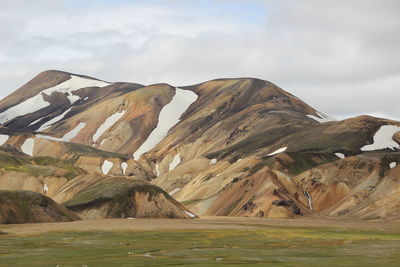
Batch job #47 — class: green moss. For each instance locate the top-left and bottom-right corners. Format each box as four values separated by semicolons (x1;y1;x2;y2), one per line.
65;142;130;160
377;152;400;177
281;152;337;176
64;178;170;217
0;152;85;180
181;199;203;205
248;161;269;176
205;125;298;160
223;196;243;215
248;152;337;176
0;228;400;266
0;190;52;221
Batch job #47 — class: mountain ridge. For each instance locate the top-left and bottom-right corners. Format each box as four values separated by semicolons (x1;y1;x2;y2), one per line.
0;70;399;221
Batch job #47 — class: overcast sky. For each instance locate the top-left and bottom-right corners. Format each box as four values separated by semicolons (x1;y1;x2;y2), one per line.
0;0;399;120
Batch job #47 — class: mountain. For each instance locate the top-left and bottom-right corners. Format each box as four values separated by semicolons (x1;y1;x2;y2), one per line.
0;190;80;224
0;70;399;221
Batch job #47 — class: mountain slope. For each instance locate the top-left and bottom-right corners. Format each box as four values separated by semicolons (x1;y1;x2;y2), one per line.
0;70;399;220
0;190;80;224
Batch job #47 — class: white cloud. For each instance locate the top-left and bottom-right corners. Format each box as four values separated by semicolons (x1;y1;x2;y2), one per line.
0;0;399;120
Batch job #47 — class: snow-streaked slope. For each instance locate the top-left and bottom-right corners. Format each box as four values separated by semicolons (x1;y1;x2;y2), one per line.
101;160;113;175
169;188;181;196
60;122;87;142
38;107;73;131
304;191;313;211
37;122;86;142
0;75;109;124
28;118;43;126
0;134;9;145
169;154;181;171
93;110;126;142
121;162;128;175
155;164;160;177
133;88;198;160
307;111;336;123
43;184;49;193
184;211;196;218
390;162;397;169
361;125;400;151
21;138;35;156
209;159;217;165
335;153;345;159
268;147;287;156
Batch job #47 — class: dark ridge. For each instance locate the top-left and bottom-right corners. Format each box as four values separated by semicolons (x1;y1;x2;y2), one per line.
44;69;110;84
179;77;276;90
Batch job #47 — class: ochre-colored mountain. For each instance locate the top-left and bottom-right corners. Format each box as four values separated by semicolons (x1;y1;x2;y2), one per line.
0;190;80;224
0;70;399;221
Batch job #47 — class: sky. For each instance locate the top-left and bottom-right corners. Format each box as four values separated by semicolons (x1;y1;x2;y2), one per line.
0;0;399;120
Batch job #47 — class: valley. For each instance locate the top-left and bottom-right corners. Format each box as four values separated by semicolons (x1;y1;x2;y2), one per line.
0;70;399;265
1;217;400;266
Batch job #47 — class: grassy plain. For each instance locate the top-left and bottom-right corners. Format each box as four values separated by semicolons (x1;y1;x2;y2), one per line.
0;217;399;266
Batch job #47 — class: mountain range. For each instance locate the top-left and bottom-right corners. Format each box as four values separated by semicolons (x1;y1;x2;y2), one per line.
0;70;399;223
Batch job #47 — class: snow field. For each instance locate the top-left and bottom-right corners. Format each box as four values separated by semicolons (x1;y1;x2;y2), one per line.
307;111;336;123
101;160;113;175
169;188;181;196
21;138;35;156
169;154;181;171
0;134;9;145
0;75;109;124
361;125;400;151
92;110;126;142
37;122;86;142
335;153;345;159
38;107;73;131
268;147;287;156
121;162;128;175
133;88;197;160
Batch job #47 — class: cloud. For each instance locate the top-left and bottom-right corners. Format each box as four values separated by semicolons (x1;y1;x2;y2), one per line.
0;0;399;120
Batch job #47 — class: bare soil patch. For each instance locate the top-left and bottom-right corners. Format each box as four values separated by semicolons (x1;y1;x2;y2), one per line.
1;216;399;235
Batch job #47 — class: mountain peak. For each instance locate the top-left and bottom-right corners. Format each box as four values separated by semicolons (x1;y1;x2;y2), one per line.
0;71;399;220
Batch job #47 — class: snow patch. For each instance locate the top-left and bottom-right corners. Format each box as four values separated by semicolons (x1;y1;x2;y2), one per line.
133;88;198;160
62;122;86;142
307;111;336;123
21;138;35;156
121;162;128;175
335;153;345;159
390;162;397;169
38;107;73;131
304;191;313;211
67;94;80;103
0;75;109;124
169;188;181;196
37;122;86;142
184;210;196;218
101;160;113;175
155;163;160;177
268;147;287;156
99;139;107;146
169;154;181;171
43;184;49;193
143;252;155;258
92;110;126;142
361;125;400;151
28;117;43;126
209;159;217;165
236;158;242;162
0;134;9;145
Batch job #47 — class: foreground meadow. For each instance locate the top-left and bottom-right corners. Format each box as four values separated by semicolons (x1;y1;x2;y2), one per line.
0;217;399;266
